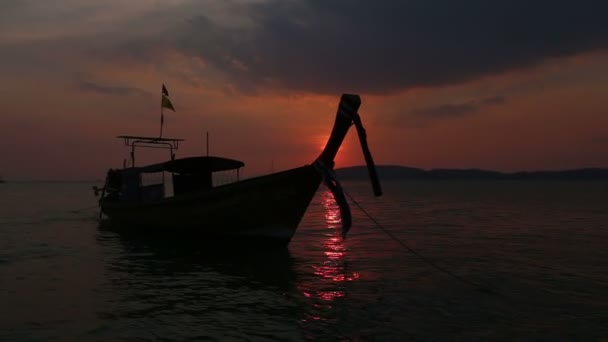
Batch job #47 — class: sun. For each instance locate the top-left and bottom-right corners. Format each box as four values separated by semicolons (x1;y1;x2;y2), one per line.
317;134;344;152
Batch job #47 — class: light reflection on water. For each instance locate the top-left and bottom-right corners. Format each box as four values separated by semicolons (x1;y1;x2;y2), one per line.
91;190;366;339
313;192;359;292
298;191;359;325
2;181;608;340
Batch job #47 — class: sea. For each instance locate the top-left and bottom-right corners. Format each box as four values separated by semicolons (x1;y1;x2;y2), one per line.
1;180;607;341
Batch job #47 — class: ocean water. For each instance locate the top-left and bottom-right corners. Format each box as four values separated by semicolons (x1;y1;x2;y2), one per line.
1;180;608;340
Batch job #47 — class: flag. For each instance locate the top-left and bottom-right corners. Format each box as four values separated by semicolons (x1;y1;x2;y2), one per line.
161;84;175;111
161;94;175;111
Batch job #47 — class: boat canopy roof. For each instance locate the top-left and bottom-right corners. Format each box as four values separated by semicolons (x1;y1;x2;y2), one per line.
133;156;244;174
117;135;185;142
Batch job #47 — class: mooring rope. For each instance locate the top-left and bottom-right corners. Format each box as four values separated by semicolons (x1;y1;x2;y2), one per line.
344;190;500;295
344;190;608;299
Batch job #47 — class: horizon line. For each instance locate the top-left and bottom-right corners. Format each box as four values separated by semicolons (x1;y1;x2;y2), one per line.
4;164;608;182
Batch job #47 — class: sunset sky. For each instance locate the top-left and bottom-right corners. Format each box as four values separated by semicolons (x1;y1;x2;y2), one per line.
1;0;607;181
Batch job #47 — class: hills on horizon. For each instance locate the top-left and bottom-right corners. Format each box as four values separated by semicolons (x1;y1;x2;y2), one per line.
4;165;608;183
335;165;608;180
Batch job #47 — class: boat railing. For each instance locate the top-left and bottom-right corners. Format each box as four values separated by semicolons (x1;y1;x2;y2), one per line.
118;135;185;167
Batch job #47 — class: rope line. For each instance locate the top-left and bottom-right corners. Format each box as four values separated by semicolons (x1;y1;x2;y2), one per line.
345;191;500;295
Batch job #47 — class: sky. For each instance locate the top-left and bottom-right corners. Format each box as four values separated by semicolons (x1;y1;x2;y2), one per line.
1;0;607;181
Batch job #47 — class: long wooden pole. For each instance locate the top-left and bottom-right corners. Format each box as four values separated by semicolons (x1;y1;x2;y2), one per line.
160;106;164;138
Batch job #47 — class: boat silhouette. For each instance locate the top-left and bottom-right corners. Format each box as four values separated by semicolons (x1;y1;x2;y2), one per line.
96;93;382;245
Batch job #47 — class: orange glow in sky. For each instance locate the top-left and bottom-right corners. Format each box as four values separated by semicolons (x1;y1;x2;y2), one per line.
1;1;607;180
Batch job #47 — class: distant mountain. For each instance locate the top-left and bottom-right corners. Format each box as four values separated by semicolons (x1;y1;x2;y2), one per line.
335;165;608;180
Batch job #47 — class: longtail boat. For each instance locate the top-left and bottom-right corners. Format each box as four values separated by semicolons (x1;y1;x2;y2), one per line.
96;93;382;245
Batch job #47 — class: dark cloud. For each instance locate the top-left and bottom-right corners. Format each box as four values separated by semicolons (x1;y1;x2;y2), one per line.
170;0;608;95
77;80;148;96
412;96;506;118
592;136;608;144
480;96;506;106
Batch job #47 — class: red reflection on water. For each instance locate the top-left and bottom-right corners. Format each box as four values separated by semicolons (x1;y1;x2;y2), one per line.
319;291;345;301
303;191;360;303
323;191;341;228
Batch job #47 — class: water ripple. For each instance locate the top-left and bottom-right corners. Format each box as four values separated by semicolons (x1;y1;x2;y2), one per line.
2;181;608;340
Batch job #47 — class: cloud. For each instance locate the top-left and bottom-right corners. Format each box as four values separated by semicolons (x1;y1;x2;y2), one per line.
77;80;148;96
3;1;608;97
592;136;608;144
412;96;506;118
166;0;608;95
480;96;506;106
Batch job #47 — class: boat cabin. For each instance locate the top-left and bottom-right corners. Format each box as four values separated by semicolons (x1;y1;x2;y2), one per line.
103;136;244;202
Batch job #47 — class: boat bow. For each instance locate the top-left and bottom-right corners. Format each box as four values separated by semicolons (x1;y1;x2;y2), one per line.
316;94;382;237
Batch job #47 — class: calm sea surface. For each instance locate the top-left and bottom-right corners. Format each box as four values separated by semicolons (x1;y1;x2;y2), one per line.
1;181;608;341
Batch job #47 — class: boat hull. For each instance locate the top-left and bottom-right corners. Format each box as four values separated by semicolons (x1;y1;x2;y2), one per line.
100;165;322;245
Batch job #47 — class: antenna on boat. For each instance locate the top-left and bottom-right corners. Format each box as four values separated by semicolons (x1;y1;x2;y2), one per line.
160;106;164;138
